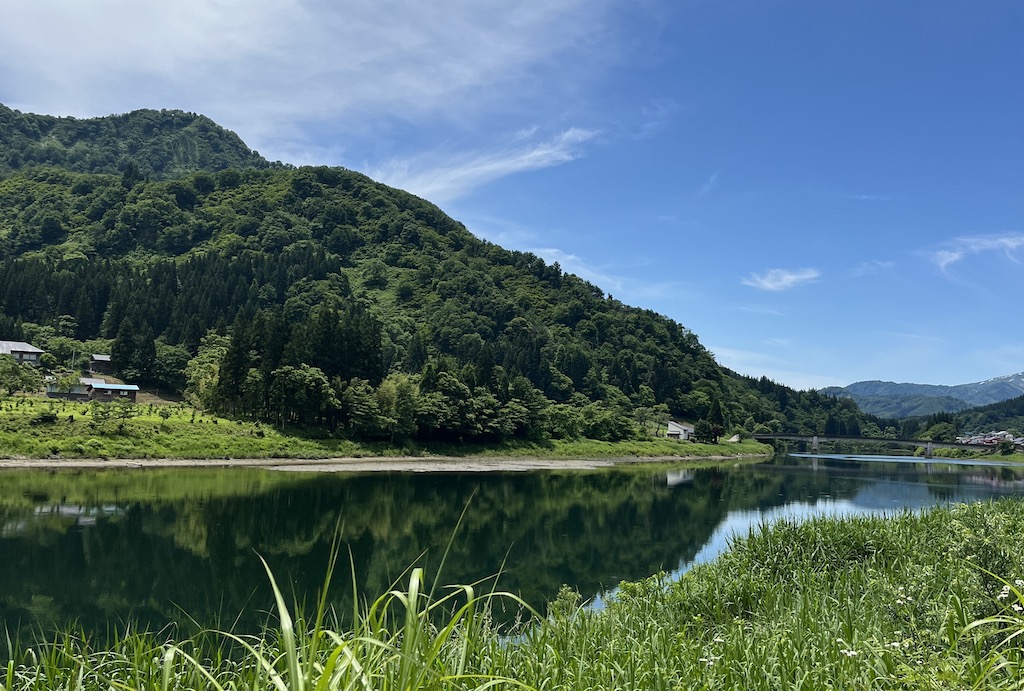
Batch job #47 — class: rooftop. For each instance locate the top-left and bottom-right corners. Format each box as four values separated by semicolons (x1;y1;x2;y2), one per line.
0;340;44;355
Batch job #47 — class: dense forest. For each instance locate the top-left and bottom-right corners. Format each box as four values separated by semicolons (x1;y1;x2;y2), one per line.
0;106;896;444
0;104;274;180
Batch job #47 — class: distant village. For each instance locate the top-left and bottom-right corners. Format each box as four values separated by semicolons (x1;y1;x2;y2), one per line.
956;430;1024;451
0;339;140;402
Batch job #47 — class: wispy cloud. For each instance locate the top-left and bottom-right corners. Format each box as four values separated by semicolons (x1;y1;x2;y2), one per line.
633;99;681;140
852;259;895;277
0;0;616;162
697;170;720;199
532;247;617;294
930;233;1024;270
934;250;964;271
741;268;821;291
840;193;895;201
368;128;599;202
709;346;846;390
737;305;785;317
529;247;681;302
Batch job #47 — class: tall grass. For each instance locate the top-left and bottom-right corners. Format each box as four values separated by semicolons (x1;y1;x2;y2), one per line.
5;500;1024;690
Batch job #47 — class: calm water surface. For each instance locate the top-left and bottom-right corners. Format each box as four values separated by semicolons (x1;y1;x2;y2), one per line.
2;453;1023;639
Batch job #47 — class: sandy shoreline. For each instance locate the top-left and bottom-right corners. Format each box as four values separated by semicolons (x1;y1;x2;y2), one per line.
0;454;768;473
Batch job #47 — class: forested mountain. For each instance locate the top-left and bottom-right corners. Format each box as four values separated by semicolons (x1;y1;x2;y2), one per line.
955;395;1024;435
0;106;890;443
0;105;273;180
822;373;1024;418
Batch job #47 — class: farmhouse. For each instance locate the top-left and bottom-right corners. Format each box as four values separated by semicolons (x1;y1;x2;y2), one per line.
667;420;695;440
46;377;140;403
0;340;45;365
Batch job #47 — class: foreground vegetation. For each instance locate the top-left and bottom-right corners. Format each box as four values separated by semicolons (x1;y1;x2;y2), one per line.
0;395;769;460
5;500;1024;689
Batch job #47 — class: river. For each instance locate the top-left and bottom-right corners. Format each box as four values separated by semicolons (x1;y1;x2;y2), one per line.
1;453;1022;641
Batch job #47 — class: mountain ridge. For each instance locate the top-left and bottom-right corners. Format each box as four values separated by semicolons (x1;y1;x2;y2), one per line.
822;372;1024;418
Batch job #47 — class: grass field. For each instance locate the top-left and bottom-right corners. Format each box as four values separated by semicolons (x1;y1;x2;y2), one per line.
4;499;1024;689
0;395;771;461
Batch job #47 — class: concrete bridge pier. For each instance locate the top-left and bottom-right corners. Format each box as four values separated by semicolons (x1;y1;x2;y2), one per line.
925;441;934;459
811;435;819;453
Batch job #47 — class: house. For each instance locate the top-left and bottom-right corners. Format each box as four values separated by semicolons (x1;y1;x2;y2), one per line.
90;381;140;403
45;376;93;401
0;340;45;365
90;354;113;375
666;420;695;440
46;377;140;403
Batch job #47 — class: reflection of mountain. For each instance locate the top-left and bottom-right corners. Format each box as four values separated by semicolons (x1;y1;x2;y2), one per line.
0;468;766;639
1;458;1023;643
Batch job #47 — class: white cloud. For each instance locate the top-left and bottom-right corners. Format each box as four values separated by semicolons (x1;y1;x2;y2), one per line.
933;250;964;270
0;0;616;161
852;259;895;277
741;268;820;291
367;128;598;202
931;233;1024;270
697;170;720;198
710;346;845;390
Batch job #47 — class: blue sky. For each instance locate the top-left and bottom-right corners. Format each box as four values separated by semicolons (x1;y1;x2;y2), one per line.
2;0;1022;389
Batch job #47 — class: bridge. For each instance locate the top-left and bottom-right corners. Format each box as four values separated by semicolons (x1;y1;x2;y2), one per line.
752;434;994;459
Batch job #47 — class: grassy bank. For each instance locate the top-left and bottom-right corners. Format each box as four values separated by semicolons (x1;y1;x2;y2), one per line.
5;500;1024;689
0;397;770;461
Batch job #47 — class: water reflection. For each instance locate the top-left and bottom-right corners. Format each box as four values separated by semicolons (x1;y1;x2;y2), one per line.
0;454;1022;641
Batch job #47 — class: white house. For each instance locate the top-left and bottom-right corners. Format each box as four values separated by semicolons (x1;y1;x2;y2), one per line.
0;340;45;365
667;420;695;440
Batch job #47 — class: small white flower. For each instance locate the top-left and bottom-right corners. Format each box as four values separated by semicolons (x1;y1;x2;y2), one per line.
1014;579;1023;587
841;649;858;657
889;642;901;648
713;636;725;643
1013;603;1023;613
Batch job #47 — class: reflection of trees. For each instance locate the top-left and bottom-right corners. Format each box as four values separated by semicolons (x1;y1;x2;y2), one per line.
0;464;877;641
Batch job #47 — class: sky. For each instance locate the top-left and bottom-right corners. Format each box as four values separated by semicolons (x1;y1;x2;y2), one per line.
2;0;1022;390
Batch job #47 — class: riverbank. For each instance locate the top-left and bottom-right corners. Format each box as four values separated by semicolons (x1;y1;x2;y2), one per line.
0;398;773;465
6;499;1024;689
0;447;770;471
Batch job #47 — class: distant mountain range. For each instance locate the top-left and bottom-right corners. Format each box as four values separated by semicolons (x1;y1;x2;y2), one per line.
822;373;1024;418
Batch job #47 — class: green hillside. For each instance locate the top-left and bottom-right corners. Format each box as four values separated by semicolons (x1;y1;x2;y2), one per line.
0;107;890;445
0;104;273;180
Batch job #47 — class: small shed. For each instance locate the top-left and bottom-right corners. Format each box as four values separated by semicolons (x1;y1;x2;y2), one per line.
667;420;695;440
90;354;113;374
0;340;45;365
